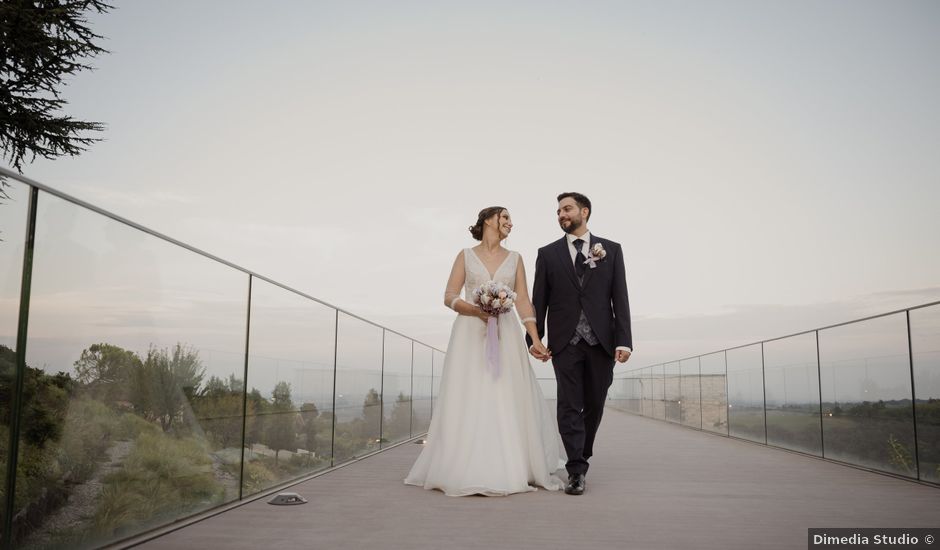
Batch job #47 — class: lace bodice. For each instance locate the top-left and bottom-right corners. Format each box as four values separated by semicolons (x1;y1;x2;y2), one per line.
462;248;519;295
443;247;536;322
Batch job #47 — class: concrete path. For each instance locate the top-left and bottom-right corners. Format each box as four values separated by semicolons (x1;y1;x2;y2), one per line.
139;408;940;550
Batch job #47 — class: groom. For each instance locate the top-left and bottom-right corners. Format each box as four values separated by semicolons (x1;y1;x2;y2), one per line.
527;192;633;496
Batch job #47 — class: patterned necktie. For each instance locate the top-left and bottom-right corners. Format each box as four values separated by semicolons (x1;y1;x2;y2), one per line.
573;238;587;278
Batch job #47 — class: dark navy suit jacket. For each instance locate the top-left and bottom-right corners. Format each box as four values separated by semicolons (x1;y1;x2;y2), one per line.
526;235;633;357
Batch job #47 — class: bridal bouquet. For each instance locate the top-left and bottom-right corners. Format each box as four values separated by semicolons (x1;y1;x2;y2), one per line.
471;282;517;379
471;281;517;315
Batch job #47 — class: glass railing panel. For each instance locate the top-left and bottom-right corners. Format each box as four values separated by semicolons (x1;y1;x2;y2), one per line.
680;358;701;429
15;190;248;548
244;279;335;496
763;333;822;456
382;332;413;446
536;378;558;400
910;304;940;483
0;179;26;347
606;374;625;411
607;371;640;414
334;313;383;462
532;359;556;401
700;352;728;435
819;313;915;477
0;178;29;544
640;367;651;417
664;362;680;423
727;344;765;443
604;375;620;409
652;365;665;420
611;361;631;411
638;372;647;415
412;344;432;435
608;375;620;412
630;371;648;415
634;369;648;417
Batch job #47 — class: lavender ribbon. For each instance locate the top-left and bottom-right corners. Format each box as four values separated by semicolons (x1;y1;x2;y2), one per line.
486;316;500;378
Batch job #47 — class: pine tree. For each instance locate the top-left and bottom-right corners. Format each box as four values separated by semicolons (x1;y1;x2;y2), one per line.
1;0;112;189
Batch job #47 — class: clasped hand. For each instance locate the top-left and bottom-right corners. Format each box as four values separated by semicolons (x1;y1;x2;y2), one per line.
528;341;551;362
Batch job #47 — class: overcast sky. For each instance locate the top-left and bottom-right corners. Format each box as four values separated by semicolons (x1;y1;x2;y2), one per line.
4;0;940;379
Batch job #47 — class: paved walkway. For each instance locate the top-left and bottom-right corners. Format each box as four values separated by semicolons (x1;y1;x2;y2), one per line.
139;408;940;550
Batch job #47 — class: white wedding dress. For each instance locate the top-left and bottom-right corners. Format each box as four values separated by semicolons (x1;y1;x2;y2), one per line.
404;248;564;496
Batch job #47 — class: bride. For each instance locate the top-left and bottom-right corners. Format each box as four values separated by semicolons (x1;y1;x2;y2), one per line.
404;206;564;496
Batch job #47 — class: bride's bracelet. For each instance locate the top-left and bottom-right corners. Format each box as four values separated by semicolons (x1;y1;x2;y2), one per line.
520;317;536;324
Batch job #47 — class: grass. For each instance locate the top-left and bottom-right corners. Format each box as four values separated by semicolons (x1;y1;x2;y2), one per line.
93;431;225;538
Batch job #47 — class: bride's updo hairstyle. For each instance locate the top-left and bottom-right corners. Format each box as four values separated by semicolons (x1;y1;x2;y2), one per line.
469;206;507;241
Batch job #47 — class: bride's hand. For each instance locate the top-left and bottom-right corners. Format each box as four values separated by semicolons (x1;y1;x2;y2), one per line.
530;341;551;361
475;307;493;323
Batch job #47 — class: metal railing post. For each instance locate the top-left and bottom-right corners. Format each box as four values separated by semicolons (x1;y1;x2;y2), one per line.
761;342;768;445
2;186;38;550
906;310;921;479
330;310;339;467
409;340;414;438
237;275;252;500
379;330;385;449
816;330;826;458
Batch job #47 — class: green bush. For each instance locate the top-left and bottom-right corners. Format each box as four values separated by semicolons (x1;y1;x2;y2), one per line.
5;396;120;514
114;411;160;441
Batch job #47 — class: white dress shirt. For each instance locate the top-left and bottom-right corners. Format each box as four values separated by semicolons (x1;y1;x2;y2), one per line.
566;231;632;355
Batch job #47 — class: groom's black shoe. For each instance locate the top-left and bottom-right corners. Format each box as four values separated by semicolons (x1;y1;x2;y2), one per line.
565;473;585;495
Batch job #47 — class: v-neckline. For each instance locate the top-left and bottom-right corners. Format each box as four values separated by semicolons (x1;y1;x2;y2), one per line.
469;247;512;280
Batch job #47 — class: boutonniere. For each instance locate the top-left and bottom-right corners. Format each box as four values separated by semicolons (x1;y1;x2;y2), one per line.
583;243;607;269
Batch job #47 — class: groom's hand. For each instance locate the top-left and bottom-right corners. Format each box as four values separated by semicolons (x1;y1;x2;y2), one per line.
616;349;631;363
529;343;551;362
528;345;544;361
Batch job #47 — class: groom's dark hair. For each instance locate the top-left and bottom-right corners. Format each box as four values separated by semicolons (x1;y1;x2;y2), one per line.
557;192;592;221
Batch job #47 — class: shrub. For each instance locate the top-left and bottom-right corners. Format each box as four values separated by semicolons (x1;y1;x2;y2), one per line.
93;431;224;537
241;460;275;495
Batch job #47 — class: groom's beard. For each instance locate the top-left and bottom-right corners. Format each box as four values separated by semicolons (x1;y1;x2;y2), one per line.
560;217;583;234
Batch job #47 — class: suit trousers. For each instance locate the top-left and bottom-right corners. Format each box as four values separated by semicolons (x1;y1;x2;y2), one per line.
552;339;615;476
